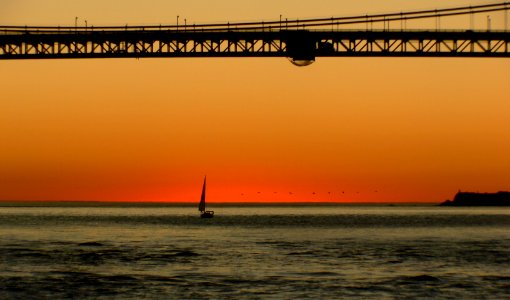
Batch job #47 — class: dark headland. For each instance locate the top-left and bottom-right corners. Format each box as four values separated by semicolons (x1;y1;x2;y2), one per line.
441;191;510;206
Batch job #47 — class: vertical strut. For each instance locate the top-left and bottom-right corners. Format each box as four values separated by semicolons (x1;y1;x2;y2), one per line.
470;10;475;30
505;4;509;31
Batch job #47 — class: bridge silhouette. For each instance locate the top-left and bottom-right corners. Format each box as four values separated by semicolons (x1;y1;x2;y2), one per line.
1;2;509;65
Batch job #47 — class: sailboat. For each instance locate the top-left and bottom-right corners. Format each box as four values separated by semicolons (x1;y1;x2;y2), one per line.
199;176;214;218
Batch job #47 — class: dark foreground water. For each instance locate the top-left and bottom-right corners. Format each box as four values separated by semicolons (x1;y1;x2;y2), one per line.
0;204;509;299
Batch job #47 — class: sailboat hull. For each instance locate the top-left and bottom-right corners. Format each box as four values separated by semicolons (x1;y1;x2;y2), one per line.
200;211;214;218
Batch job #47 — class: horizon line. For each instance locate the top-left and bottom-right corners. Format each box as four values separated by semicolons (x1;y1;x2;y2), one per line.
0;200;440;207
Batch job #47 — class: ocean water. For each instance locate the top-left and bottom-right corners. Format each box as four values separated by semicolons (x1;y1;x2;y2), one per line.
0;204;509;299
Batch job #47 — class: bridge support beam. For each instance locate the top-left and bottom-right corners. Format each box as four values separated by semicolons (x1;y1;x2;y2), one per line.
1;30;509;60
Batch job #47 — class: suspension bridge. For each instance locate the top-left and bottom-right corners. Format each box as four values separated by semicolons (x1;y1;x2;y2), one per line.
1;2;509;65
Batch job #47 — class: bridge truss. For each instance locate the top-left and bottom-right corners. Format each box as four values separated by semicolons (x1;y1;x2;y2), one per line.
1;2;509;62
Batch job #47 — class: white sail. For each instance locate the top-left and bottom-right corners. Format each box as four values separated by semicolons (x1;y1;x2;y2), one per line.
198;177;206;212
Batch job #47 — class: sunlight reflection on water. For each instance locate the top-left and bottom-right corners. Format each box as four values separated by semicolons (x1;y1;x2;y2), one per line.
1;205;509;299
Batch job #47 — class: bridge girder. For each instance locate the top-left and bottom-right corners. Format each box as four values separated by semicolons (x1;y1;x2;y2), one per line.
1;30;509;60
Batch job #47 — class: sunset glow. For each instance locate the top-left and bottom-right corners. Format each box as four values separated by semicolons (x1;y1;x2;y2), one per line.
1;0;509;203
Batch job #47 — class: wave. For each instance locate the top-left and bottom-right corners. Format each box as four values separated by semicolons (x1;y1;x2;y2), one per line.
1;214;509;228
0;242;200;268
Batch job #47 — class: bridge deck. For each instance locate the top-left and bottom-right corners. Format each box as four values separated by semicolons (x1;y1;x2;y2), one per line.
1;29;509;60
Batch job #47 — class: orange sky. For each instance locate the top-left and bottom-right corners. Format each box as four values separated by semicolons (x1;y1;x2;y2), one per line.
1;0;509;203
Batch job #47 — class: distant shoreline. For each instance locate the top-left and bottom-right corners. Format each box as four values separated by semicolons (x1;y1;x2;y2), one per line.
0;200;438;207
441;191;510;206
